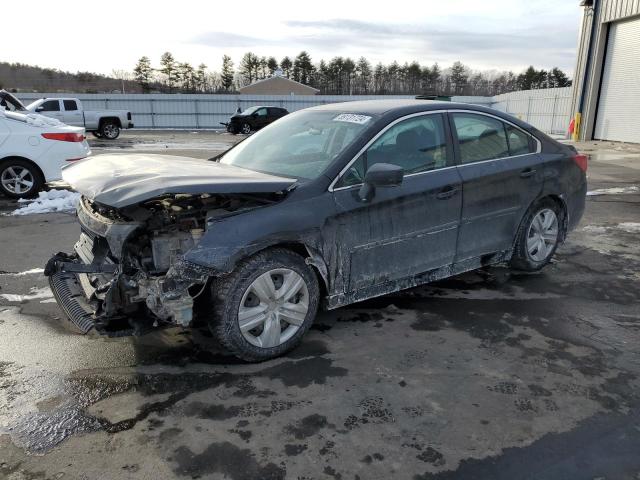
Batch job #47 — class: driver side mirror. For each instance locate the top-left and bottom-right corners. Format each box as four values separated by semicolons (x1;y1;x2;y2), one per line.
358;163;404;202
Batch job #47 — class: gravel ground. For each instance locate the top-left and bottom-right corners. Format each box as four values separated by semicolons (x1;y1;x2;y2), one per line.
0;135;639;480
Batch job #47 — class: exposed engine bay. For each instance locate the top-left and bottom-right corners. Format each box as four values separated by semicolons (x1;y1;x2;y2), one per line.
45;191;281;335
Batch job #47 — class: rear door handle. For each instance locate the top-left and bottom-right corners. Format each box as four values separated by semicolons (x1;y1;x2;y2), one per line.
436;185;459;199
520;168;537;178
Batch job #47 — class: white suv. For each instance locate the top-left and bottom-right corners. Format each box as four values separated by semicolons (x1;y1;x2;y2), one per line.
0;91;90;199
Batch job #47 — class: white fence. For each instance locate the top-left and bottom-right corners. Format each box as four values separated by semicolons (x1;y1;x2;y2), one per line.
491;87;572;135
17;89;570;135
17;93;419;129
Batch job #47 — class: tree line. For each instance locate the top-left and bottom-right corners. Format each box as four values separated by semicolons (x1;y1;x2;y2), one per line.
0;52;572;96
133;51;572;96
0;61;140;93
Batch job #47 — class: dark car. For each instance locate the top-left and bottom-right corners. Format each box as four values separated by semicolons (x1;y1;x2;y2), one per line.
45;100;587;361
224;105;288;134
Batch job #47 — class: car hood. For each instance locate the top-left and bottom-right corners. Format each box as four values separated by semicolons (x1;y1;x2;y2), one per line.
62;154;296;208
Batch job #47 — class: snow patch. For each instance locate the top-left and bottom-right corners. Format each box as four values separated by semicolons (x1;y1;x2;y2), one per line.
0;286;53;303
617;222;640;234
582;225;607;234
0;268;44;277
587;186;639;196
582;223;640;234
12;189;80;215
25;113;64;128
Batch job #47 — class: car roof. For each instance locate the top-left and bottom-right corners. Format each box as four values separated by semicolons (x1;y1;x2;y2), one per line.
308;99;489;116
306;99;537;133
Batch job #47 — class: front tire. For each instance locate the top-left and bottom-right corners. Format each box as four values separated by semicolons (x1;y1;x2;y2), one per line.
240;122;251;135
208;248;319;362
99;121;120;139
510;198;562;271
0;159;44;199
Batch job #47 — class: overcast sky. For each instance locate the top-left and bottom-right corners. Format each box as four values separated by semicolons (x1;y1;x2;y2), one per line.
2;0;582;75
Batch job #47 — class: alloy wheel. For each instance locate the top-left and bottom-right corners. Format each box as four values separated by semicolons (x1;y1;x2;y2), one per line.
526;208;559;262
103;123;119;139
241;123;251;134
1;165;34;195
238;268;309;348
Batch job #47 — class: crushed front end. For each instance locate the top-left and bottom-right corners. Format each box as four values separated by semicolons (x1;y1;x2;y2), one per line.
44;193;264;335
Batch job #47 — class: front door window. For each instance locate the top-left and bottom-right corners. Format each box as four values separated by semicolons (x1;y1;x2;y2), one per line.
337;113;449;188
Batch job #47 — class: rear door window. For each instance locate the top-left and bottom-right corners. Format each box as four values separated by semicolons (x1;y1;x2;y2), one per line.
505;124;535;156
452;113;509;164
63;100;78;111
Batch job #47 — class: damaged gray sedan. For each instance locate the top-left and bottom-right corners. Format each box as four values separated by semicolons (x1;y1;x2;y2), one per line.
45;100;587;361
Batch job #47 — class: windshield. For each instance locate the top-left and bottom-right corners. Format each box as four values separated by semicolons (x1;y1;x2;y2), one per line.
0;92;26;112
221;110;372;180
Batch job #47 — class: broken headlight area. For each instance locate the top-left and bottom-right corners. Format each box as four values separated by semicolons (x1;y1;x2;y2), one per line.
45;192;275;335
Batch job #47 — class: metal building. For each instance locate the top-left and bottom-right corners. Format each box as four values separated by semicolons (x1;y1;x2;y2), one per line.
570;0;640;143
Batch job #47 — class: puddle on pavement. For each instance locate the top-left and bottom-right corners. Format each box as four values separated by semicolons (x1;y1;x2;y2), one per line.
3;334;346;454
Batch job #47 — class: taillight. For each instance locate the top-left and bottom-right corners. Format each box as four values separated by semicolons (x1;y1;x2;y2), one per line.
41;133;85;142
573;153;588;172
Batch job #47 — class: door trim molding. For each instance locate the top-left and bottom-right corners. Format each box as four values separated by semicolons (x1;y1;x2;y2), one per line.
324;248;513;310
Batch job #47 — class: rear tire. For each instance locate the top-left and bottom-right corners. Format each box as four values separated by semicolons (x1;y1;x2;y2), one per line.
99;120;120;139
0;158;44;199
510;198;562;271
207;248;319;362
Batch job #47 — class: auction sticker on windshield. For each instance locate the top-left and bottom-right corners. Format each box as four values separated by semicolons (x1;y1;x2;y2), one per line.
333;113;371;125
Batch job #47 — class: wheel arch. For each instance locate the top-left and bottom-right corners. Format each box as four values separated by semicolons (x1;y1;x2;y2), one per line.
233;241;330;300
99;116;122;128
542;193;569;242
0;155;46;182
513;193;569;251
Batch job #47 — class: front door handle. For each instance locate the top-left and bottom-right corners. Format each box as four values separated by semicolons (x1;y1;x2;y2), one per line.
520;168;537;178
436;185;459;200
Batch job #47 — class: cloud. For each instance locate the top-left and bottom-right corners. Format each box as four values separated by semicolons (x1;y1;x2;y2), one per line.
191;31;278;48
191;17;577;71
283;19;576;70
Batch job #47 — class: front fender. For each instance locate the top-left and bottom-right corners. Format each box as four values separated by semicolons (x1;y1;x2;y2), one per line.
183;193;335;275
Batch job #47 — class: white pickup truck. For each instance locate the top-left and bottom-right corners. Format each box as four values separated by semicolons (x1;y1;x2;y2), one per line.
26;98;133;140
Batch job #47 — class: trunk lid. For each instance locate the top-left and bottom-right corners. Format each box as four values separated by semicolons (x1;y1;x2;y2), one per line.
62;154;296;208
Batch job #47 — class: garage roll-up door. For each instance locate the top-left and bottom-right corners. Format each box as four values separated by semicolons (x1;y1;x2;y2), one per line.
594;17;640;143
